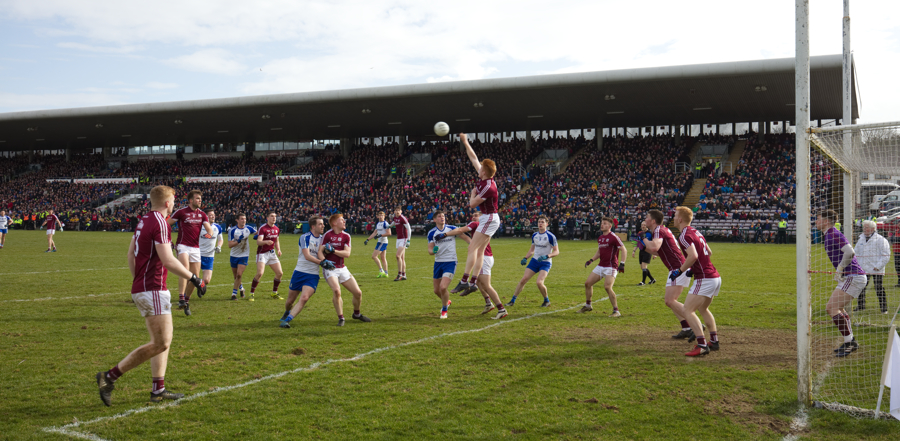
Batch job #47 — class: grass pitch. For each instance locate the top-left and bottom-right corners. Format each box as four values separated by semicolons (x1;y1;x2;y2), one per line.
0;230;897;440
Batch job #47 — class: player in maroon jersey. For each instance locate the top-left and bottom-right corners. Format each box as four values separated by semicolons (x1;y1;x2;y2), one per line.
41;209;62;252
581;217;627;317
451;133;501;296
439;211;508;319
672;206;721;356
642;209;694;340
166;190;215;316
318;213;371;326
388;207;410;281
95;185;206;406
250;212;284;301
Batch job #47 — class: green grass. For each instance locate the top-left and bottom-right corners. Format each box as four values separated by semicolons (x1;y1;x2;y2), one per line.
0;230;896;440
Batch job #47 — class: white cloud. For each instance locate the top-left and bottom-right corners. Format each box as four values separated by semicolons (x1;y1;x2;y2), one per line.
57;42;140;54
163;49;245;76
145;82;178;90
0;92;128;111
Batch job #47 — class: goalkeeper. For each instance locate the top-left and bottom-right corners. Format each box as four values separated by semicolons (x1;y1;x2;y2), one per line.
818;209;867;358
507;216;559;308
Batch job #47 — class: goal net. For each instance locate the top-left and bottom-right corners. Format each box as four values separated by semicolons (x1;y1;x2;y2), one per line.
805;121;900;416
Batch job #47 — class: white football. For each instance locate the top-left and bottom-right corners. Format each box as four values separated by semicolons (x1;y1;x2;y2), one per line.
434;121;450;137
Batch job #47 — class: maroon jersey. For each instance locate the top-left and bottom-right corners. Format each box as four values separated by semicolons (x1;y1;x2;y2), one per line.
596;232;625;268
132;211;171;293
323;229;351;268
476;179;498;214
678;226;720;279
652;225;686;271
171;206;208;248
257;224;280;254
466;221;493;256
45;214;60;229
392;215;410;240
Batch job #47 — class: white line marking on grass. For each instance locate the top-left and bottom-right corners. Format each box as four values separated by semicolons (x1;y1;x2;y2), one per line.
42;301;594;439
0;267;129;276
1;283;263;303
782;405;808;441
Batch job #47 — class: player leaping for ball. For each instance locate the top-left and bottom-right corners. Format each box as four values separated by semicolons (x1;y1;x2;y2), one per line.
643;209;694;340
428;210;470;319
41;209;62;252
95;185;206;406
672;206;722;357
280;216;337;328
364;211;392;278
581;217;626;317
438;211;508;319
250;212;284;300
508;216;559;307
450;133;501;297
319;213;371;326
388;207;410;281
167;190;215;316
817;209;867;357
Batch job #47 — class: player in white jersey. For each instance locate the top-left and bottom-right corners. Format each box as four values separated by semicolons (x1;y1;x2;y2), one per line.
280;216;337;328
227;214;257;300
427;210;470;319
198;209;224;293
364;211;392;278
508;216;559;307
0;210;11;249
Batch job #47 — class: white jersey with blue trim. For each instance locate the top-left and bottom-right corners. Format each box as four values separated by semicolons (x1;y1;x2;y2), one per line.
427;225;458;263
375;221;390;244
295;232;324;274
531;231;558;262
228;225;257;258
199;223;223;257
0;216;11;229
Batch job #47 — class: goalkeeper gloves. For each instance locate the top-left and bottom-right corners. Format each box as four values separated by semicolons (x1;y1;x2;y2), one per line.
617;262;625;273
433;233;447;241
320;260;336;270
584;258;593;268
324;243;335;254
433;246;439;254
521;257;528;266
215;246;221;254
189;274;207;297
684;269;693;278
669;269;682;280
364;239;369;245
406;241;410;249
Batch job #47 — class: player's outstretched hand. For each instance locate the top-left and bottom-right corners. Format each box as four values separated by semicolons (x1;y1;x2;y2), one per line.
617;263;625;273
669;269;681;280
320;260;335;270
215;246;221;254
521;257;528;266
537;255;549;262
433;246;439;254
833;272;846;283
584;259;593;268
189;274;206;297
375;234;382;240
434;233;446;241
324;243;334;254
684;269;693;278
364;239;369;245
405;241;410;249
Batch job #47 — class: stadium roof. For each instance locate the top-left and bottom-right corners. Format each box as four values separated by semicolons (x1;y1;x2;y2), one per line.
0;54;857;151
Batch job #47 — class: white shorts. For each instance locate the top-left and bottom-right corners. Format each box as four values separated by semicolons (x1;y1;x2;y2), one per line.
480;256;495;276
257;251;280;266
666;270;691;288
132;290;172;317
396;238;408;250
476;214;500;237
46;229;55;236
176;245;201;263
688;277;722;298
592;266;618;278
838;274;867;299
324;266;353;284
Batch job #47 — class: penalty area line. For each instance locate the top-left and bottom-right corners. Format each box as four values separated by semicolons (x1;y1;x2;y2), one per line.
41;301;597;439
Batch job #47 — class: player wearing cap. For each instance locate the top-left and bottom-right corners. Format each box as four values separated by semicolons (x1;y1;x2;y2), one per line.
167;190;216;316
581;217;626;317
364;211;392;278
280;215;337;328
41;209;62;252
227;214;256;300
198;209;224;298
319;213;371;326
251;212;284;300
508;216;559;307
95;185;206;406
427;210;470;319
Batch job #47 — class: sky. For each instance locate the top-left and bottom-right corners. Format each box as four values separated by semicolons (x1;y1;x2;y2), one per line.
0;0;898;124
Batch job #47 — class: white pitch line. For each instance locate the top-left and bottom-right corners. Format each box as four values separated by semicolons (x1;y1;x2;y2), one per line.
42;301;596;440
782;405;809;441
1;282;266;304
0;267;129;276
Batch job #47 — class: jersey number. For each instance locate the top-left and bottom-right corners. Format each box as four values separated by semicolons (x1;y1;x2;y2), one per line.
134;231;141;256
696;234;710;256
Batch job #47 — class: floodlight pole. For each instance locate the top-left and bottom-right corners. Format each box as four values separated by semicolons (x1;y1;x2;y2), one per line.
795;0;812;406
842;0;854;238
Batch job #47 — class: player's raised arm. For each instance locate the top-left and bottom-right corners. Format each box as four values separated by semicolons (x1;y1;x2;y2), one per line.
460;133;482;174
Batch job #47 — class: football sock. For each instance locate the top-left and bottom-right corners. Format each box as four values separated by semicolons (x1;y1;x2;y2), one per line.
106;365;123;382
485;298;492;306
832;313;853;337
646;270;654;281
179;293;185;301
642;269;648;283
585;300;592;306
152;377;165;393
509;295;517;303
272;279;281;292
353;310;360;316
680;320;690;331
285;315;294;322
240;284;244;291
710;331;718;343
544;297;550;302
696;335;707;346
613;307;619;312
232;288;238;296
251;279;259;293
281;310;290;320
462;273;470;283
338;314;344;320
470;275;478;285
441;305;448;312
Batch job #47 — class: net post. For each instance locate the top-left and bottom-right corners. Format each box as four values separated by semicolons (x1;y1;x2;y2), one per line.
795;0;812;406
842;0;854;240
